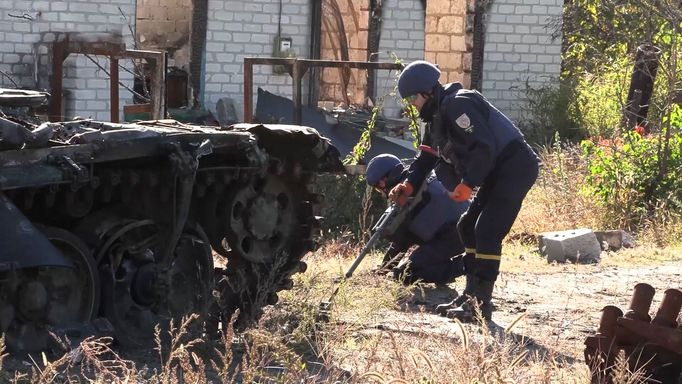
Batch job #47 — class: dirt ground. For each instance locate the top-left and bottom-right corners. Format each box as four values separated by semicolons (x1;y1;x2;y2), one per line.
323;257;681;381
1;250;679;383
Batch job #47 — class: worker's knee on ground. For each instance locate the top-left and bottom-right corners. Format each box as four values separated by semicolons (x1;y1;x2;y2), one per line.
393;257;462;285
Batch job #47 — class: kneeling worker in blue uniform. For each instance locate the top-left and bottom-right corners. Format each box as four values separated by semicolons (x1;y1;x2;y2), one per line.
388;60;539;322
366;153;469;286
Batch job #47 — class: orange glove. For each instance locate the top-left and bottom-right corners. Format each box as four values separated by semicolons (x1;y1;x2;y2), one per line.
388;181;414;207
449;183;473;202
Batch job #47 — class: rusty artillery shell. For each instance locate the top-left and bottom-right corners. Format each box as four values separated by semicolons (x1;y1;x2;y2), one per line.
652;288;682;328
598;305;624;338
624;283;655;322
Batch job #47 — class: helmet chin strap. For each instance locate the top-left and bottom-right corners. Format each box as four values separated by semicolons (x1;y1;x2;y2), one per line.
385;165;407;190
432;83;442;118
418;84;443;122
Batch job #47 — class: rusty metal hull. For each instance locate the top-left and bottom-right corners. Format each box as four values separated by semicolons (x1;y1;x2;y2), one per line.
0;110;343;351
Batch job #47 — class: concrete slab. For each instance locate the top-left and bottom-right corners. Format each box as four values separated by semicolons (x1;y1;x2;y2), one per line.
594;230;636;251
538;228;602;264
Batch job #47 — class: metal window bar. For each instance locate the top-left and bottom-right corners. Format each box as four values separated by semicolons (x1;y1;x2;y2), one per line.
49;35;167;123
243;57;403;125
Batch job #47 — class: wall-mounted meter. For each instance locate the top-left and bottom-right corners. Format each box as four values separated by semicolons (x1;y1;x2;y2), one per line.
279;37;292;52
273;36;295;74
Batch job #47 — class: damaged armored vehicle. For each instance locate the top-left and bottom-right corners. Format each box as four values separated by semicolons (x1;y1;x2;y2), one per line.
0;88;343;352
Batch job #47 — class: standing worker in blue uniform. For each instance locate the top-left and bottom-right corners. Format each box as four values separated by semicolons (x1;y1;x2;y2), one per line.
388;60;539;322
365;153;469;286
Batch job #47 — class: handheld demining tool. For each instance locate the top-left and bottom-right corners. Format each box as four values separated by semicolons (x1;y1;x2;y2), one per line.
317;181;427;321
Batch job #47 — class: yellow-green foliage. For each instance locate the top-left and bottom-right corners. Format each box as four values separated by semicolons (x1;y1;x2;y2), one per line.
570;58;631;138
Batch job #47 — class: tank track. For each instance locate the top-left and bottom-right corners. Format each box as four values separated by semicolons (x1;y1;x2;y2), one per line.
185;160;319;329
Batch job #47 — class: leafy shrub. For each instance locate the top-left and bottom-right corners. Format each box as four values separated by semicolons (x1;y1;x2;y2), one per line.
315;174;387;240
581;123;682;228
572;58;632;138
519;80;585;146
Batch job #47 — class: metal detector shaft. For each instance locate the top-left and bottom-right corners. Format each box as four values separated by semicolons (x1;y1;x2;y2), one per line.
344;203;399;278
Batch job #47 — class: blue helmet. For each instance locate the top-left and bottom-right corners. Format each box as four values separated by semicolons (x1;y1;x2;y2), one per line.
366;154;404;187
398;60;441;98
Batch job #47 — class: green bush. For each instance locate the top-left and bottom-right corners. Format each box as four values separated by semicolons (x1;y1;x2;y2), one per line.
315;174;388;240
581;123;682;228
572;58;631;138
519;80;585;146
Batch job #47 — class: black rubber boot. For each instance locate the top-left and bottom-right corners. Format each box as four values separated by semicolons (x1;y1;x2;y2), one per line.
446;278;495;322
436;273;478;315
448;254;467;281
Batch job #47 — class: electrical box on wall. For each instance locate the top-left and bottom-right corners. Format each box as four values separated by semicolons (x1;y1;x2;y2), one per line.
273;36;295;74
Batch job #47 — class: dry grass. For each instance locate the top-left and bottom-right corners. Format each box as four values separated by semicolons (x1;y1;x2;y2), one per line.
513;145;604;237
0;238;672;383
513;144;682;249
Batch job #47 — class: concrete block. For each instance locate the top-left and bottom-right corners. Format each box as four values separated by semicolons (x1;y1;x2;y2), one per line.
522;15;539;23
514;44;530;53
505;34;521;43
594;230;635;251
498;4;515;13
232;33;250;43
528;63;545;72
205;42;225;52
212;31;233;43
3;54;20;64
515;5;531;13
532;5;548;13
496;43;513;53
544;63;561;73
506;15;523;24
487;34;505;43
539;228;602;263
250;34;269;44
0;38;11;52
5;33;23;43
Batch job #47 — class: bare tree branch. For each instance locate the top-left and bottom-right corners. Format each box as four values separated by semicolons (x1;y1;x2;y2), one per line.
83;54;150;102
0;69;19;87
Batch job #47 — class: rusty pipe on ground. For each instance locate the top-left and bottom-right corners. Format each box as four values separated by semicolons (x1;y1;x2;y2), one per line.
625;283;655;322
586;283;682;384
652;288;682;328
585;305;624;384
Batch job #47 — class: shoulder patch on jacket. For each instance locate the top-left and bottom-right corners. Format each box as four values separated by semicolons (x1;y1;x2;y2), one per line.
455;113;471;130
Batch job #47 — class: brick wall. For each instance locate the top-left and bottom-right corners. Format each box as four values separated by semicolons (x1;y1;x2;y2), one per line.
425;0;470;86
0;0;136;121
204;0;311;121
481;0;563;123
319;0;368;107
375;0;424;119
136;0;192;69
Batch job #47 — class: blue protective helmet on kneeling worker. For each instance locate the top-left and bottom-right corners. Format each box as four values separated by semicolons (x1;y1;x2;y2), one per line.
366;154;404;188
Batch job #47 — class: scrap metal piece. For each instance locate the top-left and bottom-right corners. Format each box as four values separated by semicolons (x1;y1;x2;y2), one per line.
584;283;682;384
0;192;71;270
